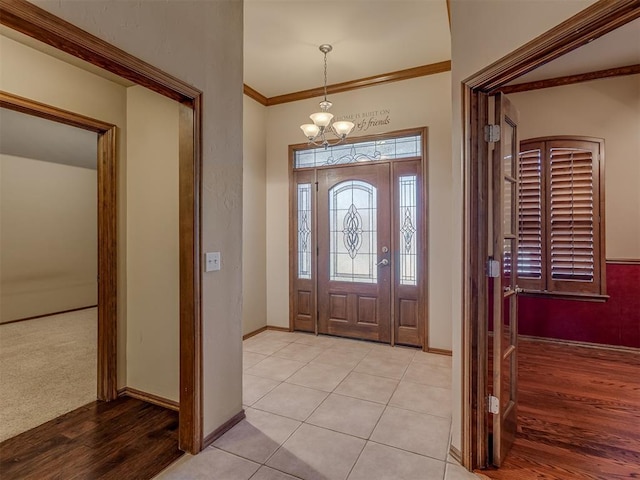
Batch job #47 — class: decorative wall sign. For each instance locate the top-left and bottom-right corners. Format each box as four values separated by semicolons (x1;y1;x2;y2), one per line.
335;109;391;133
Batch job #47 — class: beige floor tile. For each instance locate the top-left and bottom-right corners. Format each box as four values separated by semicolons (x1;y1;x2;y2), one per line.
243;374;280;406
245;356;306;382
154;447;259;480
412;350;452;368
250;466;300;480
307;393;385;439
286;362;351;392
331;337;375;354
243;338;290;355
213;408;300;463
256;331;297;343
294;333;337;348
266;423;365;480
334;372;399;404
389;380;452;418
354;354;410;380
312;348;369;370
403;362;451;388
272;342;325;362
446;462;483;480
371;406;450;460
368;344;417;363
348;441;446;480
243;351;268;370
252;382;328;421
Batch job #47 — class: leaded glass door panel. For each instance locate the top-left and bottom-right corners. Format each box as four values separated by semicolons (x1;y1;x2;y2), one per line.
317;164;391;342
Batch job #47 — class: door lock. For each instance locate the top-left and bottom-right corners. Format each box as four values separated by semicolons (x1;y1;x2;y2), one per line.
376;258;389;267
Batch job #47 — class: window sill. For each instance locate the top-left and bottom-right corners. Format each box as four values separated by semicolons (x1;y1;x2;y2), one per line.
519;289;609;303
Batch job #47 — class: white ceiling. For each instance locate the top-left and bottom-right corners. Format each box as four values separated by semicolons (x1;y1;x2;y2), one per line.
0;108;97;170
243;0;451;98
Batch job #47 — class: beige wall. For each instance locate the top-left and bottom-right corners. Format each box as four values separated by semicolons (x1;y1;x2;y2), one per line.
0;155;97;322
0;33;128;385
126;86;180;402
243;96;268;336
449;0;597;453
265;73;453;350
510;75;640;260
31;0;244;435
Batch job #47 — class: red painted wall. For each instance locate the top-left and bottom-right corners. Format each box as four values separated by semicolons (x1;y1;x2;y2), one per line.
518;262;640;348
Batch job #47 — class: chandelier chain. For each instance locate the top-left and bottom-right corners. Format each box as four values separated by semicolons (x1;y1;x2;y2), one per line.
323;50;328;102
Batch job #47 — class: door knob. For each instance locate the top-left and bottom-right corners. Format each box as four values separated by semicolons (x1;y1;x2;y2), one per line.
376;258;389;266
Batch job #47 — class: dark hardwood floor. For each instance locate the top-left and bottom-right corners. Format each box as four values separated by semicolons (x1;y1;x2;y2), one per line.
0;397;183;480
482;339;640;480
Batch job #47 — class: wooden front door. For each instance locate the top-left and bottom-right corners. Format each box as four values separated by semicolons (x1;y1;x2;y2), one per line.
317;164;392;342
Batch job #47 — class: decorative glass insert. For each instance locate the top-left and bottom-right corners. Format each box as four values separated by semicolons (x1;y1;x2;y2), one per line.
329;180;377;283
398;175;418;286
297;183;312;279
295;135;422;169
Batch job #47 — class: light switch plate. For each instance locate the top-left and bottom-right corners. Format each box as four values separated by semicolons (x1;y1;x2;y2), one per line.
205;252;221;272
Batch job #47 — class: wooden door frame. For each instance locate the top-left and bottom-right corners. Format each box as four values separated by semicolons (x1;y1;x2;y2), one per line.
288;127;429;351
0;90;118;401
460;0;640;470
0;0;204;454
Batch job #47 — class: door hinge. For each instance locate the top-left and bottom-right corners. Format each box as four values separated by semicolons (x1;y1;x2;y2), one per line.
315;182;319;191
486;258;500;278
484;124;500;143
487;395;500;414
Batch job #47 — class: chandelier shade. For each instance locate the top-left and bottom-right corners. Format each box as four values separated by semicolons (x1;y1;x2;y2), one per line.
300;44;354;148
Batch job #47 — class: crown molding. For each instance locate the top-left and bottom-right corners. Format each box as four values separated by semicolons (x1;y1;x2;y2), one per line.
498;63;640;94
243;60;451;107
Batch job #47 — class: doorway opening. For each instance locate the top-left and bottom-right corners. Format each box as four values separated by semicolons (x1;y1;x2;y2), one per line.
289;128;429;350
461;0;640;472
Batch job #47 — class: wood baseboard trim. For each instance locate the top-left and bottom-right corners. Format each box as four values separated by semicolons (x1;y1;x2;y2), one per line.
449;445;463;464
118;387;180;412
519;335;639;353
243;325;292;340
266;326;291;333
1;305;98;326
243;326;267;340
202;410;246;449
427;347;453;356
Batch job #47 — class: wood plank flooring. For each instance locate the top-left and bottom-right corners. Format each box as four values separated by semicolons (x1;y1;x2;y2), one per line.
0;397;182;480
481;339;640;480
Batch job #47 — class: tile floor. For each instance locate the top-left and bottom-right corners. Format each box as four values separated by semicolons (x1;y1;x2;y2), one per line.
155;330;480;480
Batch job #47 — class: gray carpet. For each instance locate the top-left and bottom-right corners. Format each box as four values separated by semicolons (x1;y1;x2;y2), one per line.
0;308;97;442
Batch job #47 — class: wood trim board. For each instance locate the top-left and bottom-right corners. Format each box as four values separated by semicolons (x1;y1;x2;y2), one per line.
0;0;204;454
118;387;180;412
202;410;246;449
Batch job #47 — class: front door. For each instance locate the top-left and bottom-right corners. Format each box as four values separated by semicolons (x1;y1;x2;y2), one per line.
290;129;427;348
317;164;392;343
491;93;520;466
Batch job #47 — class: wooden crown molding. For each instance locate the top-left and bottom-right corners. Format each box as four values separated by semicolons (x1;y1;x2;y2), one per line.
465;0;640;92
243;60;451;107
499;64;640;94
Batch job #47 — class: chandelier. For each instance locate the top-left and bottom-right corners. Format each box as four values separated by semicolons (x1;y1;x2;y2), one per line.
300;44;355;148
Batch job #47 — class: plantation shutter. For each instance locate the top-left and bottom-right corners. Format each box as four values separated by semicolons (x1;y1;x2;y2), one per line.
518;137;604;296
546;140;601;294
517;143;544;290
